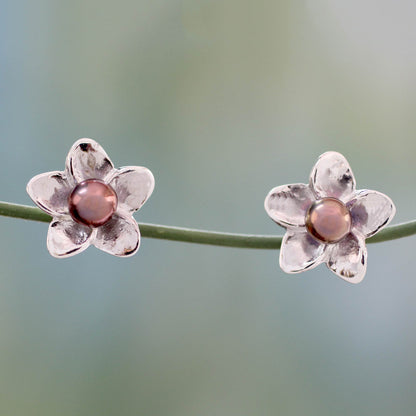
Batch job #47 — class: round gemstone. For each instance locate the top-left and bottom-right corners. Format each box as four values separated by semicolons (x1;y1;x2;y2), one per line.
305;197;351;243
69;179;117;227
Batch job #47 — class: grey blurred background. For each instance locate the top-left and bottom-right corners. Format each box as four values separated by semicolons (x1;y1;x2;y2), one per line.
0;1;415;415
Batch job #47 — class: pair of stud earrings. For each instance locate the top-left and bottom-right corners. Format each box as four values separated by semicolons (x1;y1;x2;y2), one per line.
27;138;396;284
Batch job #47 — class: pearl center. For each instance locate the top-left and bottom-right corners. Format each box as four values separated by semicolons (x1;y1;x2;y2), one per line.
305;197;351;243
69;179;117;227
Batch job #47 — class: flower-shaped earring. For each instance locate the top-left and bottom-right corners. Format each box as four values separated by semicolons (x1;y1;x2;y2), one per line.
264;151;396;283
27;138;154;258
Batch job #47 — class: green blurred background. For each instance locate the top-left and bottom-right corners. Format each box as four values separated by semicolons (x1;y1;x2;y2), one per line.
1;1;416;415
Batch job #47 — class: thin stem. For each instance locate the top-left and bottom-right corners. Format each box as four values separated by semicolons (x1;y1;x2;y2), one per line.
0;201;414;249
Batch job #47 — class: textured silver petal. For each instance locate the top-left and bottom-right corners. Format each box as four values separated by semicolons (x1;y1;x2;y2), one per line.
93;214;140;257
26;171;72;216
279;231;326;273
310;151;356;203
47;218;94;258
109;166;155;214
327;233;367;284
264;184;315;228
66;138;114;183
348;190;396;238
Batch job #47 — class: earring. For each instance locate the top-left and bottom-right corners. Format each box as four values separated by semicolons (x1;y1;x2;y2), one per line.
264;151;395;283
27;138;154;258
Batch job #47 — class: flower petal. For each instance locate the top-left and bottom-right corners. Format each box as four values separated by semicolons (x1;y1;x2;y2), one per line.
310;151;356;202
108;166;155;214
47;218;93;258
66;138;114;183
279;231;326;273
26;171;72;216
93;214;140;257
264;184;315;228
327;233;367;284
348;190;396;238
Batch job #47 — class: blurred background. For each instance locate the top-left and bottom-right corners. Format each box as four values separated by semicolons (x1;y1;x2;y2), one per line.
1;0;416;414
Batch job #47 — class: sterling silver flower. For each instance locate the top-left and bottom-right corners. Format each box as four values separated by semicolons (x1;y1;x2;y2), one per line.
27;138;154;258
264;151;396;283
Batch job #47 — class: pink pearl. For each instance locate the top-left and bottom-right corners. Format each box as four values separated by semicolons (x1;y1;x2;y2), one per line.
305;198;351;243
69;179;117;227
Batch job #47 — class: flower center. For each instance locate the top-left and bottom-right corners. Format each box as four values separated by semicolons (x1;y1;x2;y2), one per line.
69;179;117;227
305;197;351;243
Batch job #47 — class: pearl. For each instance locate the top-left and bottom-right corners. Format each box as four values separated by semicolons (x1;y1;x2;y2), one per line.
305;197;351;243
69;179;117;227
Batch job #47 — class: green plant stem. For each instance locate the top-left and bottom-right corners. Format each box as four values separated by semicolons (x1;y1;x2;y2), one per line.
0;201;414;249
